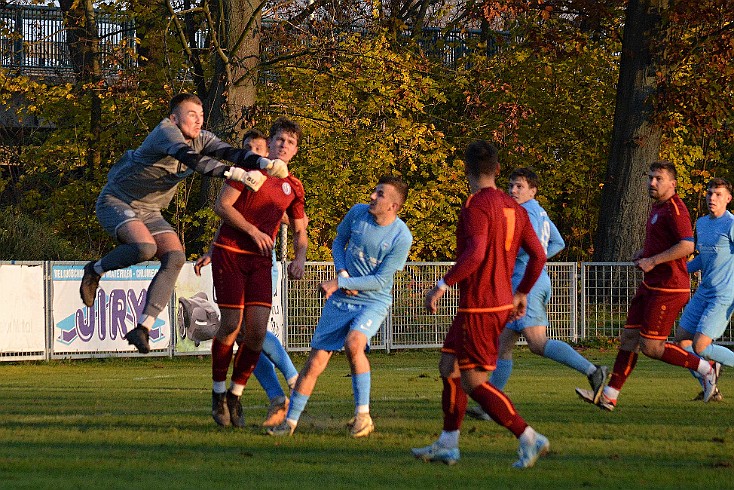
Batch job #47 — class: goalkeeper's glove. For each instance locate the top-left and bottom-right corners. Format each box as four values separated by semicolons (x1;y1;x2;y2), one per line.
259;158;289;179
225;167;266;192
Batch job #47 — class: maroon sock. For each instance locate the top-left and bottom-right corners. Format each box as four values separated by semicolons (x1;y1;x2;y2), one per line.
211;338;234;383
231;345;261;386
608;349;638;391
470;382;527;438
441;376;467;431
660;342;701;369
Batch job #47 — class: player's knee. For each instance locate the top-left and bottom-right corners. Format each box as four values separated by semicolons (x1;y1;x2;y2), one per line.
160;249;186;271
133;242;157;262
640;341;663;359
526;338;546;356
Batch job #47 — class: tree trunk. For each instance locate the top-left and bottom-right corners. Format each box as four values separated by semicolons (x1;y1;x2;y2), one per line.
199;0;260;208
593;0;668;262
59;0;103;172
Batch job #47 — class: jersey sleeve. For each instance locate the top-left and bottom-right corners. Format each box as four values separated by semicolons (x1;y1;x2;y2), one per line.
285;178;306;221
546;218;565;259
332;205;359;273
671;197;694;242
338;230;413;291
515;210;547;294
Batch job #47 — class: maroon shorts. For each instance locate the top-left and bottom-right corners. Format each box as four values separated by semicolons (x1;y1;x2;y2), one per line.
442;309;511;371
625;284;689;340
211;246;272;310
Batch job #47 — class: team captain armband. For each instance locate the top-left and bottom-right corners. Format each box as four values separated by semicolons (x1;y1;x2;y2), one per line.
436;279;449;291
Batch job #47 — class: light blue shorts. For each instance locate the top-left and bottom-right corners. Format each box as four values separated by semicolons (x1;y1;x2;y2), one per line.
310;299;388;351
679;292;734;340
505;277;550;332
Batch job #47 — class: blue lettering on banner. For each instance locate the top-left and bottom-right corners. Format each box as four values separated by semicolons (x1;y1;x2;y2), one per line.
56;287;165;346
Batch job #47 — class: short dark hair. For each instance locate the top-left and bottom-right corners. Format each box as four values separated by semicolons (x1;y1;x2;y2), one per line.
650;160;677;180
464;141;499;177
509;167;540;190
270;117;302;144
378;175;409;206
169;93;202;114
708;177;733;195
242;128;266;145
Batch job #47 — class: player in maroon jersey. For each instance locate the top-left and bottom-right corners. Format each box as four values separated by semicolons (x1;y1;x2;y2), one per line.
202;117;308;428
576;161;719;409
411;140;550;469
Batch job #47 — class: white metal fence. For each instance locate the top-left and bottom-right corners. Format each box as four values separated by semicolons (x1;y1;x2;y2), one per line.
283;261;734;351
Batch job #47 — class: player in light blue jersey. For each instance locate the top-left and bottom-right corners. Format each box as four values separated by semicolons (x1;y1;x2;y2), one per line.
467;168;608;420
268;176;413;437
675;178;734;400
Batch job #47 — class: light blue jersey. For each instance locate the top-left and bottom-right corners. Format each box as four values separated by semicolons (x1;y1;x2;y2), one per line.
680;211;734;339
332;204;413;308
310;204;412;351
507;199;564;331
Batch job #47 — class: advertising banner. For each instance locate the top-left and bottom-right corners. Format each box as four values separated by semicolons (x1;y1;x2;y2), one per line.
51;263;170;354
0;263;45;356
174;261;286;354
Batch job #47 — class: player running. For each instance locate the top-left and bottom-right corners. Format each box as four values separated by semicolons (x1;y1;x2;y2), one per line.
577;161;719;409
674;178;734;399
412;141;549;469
467;168;607;420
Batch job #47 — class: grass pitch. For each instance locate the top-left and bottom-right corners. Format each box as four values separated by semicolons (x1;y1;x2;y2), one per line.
0;348;732;489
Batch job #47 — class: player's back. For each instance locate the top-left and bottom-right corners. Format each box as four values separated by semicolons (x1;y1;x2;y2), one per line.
455;187;533;309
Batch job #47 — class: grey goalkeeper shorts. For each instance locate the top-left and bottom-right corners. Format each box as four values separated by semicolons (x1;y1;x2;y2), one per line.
96;192;175;240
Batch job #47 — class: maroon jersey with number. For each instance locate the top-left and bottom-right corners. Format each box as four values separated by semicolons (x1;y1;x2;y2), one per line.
641;193;693;291
443;187;546;312
215;171;305;255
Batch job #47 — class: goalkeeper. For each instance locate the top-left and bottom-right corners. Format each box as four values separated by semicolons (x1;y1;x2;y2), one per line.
79;93;287;354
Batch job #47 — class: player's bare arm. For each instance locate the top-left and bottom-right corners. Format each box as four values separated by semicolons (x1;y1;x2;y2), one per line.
287;217;308;279
424;284;447;314
634;240;694;273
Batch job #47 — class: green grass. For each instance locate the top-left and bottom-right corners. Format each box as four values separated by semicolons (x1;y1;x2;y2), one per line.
0;349;732;489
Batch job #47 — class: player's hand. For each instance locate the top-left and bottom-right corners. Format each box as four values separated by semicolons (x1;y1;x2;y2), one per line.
287;259;305;280
249;230;274;256
509;292;528;321
344;288;358;296
225;167;266;192
634;256;656;273
193;253;211;276
319;278;339;299
424;286;446;314
260;157;289;178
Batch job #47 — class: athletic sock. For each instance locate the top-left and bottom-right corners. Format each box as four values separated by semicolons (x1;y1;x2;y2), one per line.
700;344;734;367
437;430;459;448
608;349;638;391
660;342;701;369
543;339;594;375
262;331;300;381
142;250;186;319
441;376;467;431
519;426;537;444
489;359;513;391
469;382;527;438
229;382;245;397
211;338;235;383
231;345;261;387
287;390;310;423
213;381;226;393
138;315;155;329
254;355;284;400
352;371;371;411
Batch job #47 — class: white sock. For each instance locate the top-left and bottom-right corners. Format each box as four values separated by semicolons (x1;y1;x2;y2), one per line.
229;383;244;397
213;381;226;393
437;430;459;448
696;358;712;376
604;386;619;400
586;365;597;376
355;404;369;415
519;426;536;445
